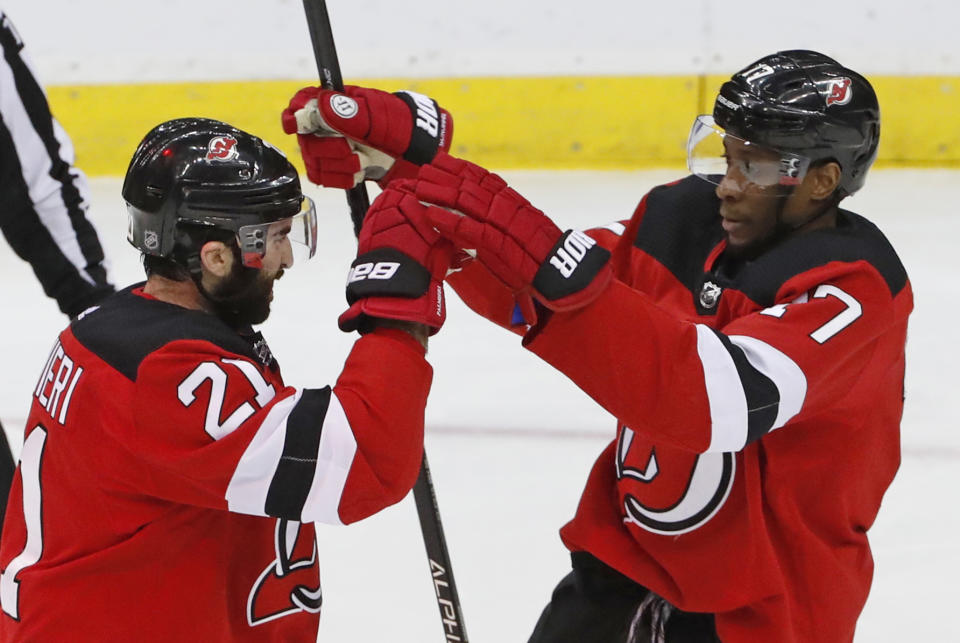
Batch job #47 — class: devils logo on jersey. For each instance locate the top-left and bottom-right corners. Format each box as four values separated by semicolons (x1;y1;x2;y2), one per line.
247;519;322;626
615;426;735;535
206;135;239;161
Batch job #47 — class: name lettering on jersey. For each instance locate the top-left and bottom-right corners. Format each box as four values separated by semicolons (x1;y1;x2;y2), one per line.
347;261;400;283
403;91;441;138
549;230;597;278
33;340;84;425
430;559;464;642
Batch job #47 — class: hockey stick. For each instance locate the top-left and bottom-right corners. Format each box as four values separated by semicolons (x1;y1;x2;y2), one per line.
300;0;369;237
299;3;469;641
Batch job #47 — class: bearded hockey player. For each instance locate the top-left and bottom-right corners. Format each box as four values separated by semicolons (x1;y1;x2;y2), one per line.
0;118;454;641
285;51;912;642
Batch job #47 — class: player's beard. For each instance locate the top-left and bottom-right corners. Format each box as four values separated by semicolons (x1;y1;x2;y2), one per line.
207;261;284;329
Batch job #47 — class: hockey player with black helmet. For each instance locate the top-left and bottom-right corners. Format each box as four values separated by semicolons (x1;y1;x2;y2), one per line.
286;50;912;642
0;118;455;640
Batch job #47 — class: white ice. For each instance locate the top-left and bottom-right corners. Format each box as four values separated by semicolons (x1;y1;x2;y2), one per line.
1;170;957;641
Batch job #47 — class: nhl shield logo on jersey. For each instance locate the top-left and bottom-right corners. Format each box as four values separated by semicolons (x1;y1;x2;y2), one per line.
248;520;322;626
825;77;853;106
205;135;239;161
699;280;723;309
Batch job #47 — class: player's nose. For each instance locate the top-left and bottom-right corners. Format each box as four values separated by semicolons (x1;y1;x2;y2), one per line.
715;169;744;200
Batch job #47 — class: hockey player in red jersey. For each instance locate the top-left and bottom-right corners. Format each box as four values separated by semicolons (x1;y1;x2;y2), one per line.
0;118;455;641
284;50;912;642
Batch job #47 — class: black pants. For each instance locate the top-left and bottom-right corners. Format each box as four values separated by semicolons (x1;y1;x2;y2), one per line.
529;552;721;643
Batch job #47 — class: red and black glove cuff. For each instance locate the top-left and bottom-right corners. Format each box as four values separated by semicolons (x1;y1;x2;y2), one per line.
344;248;432;306
532;229;612;309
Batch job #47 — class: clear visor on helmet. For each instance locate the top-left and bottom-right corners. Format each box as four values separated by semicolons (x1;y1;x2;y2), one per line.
687;115;811;192
236;196;318;268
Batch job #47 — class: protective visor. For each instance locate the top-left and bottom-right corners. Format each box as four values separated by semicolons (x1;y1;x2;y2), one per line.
237;196;318;268
687;115;811;191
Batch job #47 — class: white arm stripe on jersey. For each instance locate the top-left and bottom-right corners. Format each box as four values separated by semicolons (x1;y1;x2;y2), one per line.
224;388;358;525
225;390;302;517
298;392;356;525
696;326;750;452
600;222;627;236
695;325;807;452
729;334;806;434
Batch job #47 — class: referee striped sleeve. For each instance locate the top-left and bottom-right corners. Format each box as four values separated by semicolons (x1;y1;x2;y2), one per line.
225;387;357;525
0;13;112;316
694;326;807;452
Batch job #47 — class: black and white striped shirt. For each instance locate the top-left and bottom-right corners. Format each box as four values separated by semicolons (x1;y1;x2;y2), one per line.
0;12;113;317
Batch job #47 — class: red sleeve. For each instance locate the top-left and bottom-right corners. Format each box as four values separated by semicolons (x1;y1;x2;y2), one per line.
128;327;431;525
522;261;911;453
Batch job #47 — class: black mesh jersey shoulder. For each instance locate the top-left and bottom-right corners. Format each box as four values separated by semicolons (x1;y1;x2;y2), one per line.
738;211;908;307
632;176;725;293
632;176;908;308
70;284;269;381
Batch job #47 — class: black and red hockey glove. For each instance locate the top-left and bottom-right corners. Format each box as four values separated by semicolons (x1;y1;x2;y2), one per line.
281;85;453;189
339;182;455;335
414;153;612;325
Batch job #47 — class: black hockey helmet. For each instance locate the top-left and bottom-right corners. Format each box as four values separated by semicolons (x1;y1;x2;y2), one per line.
710;50;880;196
123;118;316;270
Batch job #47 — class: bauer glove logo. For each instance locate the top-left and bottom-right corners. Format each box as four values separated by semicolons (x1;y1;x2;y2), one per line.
533;230;611;303
549;230;599;278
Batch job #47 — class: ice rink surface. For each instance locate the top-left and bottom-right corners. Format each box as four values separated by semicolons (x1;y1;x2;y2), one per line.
1;169;957;641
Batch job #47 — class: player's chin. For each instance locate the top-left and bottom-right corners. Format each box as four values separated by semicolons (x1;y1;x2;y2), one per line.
723;233;764;260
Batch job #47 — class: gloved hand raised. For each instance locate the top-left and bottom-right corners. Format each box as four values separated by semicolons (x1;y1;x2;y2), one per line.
413;153;612;325
339;181;455;335
281;86;453;189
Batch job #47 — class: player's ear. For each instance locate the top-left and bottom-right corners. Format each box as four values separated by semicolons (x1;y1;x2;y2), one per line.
809;161;842;201
199;240;234;278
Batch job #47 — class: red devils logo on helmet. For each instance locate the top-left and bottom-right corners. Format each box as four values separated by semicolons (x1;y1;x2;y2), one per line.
825;78;853;107
206;135;239;161
248;520;322;626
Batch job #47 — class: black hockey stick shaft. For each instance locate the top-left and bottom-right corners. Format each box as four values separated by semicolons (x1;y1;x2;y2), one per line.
300;0;368;236
299;3;468;640
412;454;469;642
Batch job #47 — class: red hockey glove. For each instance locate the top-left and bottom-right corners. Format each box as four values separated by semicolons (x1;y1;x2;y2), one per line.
414;153;612;325
339;182;455;335
281;85;453;189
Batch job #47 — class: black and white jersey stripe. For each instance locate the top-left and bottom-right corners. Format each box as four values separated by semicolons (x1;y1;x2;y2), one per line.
0;13;113;317
694;325;807;452
226;387;357;525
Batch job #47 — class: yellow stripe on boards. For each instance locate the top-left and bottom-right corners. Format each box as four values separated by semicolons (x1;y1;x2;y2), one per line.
46;75;960;177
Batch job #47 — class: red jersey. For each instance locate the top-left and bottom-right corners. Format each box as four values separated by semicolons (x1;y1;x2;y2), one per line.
449;176;912;642
0;286;432;641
